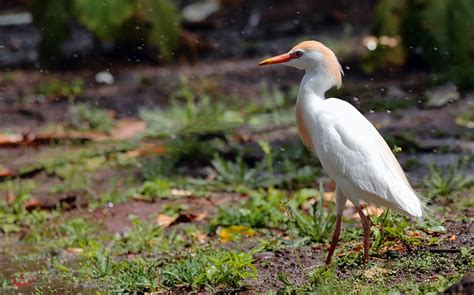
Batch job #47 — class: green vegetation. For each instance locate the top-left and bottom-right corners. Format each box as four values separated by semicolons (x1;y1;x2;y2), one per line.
424;161;474;199
0;72;472;293
34;78;85;102
368;0;474;89
70;103;115;132
31;0;180;63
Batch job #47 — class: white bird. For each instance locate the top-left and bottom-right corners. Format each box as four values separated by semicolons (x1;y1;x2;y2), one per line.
259;40;423;264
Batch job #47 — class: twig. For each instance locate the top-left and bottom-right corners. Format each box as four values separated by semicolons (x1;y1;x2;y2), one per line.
415;248;461;253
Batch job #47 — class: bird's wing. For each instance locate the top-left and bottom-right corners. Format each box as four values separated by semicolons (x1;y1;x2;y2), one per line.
314;99;422;217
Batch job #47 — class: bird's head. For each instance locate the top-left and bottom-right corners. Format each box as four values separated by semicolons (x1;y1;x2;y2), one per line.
259;40;343;89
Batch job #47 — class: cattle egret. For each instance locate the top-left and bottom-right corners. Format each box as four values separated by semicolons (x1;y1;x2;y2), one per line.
259;41;423;264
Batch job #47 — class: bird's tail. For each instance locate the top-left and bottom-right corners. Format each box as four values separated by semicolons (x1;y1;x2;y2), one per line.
400;188;432;221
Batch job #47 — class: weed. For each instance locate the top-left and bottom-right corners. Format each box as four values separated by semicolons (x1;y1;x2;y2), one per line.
85;248;114;278
211;189;286;230
370;210;423;255
34;78;85;102
114;215;169;255
287;186;337;243
210;154;267;189
89;177;136;209
424;161;473;199
112;258;161;293
59;218;99;248
0;180;45;234
69;103;114;132
161;249;257;290
138;178;173;200
160;254;207;289
140;93;242;138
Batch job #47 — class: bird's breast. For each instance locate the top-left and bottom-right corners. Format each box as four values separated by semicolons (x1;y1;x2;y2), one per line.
295;100;316;150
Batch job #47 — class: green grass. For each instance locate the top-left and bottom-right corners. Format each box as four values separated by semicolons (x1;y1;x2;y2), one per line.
1;73;473;294
424;160;474;200
69;103;115;132
286;186;337;243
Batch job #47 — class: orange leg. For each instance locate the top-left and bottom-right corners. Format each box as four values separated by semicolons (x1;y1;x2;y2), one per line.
325;214;342;265
355;206;371;262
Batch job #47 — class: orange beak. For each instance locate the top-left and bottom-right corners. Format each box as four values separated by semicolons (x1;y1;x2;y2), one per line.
259;53;294;66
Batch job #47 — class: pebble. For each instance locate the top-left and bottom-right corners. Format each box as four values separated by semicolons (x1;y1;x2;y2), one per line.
253;251;275;261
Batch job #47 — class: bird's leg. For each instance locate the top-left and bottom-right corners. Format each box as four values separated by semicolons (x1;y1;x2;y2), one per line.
362;204;374;227
325;214;342;265
356;206;371;262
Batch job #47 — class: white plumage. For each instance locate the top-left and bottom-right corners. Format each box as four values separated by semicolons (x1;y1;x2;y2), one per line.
259;40;423;264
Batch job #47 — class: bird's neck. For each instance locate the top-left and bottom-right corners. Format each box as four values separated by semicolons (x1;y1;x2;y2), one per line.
297;69;333;103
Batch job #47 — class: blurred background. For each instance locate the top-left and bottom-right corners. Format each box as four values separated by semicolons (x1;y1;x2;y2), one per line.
0;0;473;293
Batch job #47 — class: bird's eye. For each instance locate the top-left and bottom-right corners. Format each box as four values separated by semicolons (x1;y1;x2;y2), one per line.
293;50;304;58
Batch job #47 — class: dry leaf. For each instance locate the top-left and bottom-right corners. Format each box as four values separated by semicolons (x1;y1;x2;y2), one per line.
192;230;207;244
174;212;208;224
366;206;384;217
0;131;107;147
0;133;23;145
123;143;166;159
0;166;13;177
407;230;422;238
110;119;146;140
322;191;336;201
218;225;256;243
156;211;208;228
66;247;84;254
364;267;389;279
171;189;192;197
24;198;42;211
156;214;177;228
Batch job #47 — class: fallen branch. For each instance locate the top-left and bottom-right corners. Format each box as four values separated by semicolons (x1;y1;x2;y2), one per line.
415;248;461;253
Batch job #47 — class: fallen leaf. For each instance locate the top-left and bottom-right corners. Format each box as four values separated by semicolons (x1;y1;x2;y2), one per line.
24;198;42;211
156;211;208;228
0;166;13;177
66;247;84;254
171;188;192;197
218;225;256;243
407;230;422;238
0;131;107;147
366;206;384;217
364;267;390;279
175;212;207;223
0;133;23;145
192;230;207;244
156;214;177;228
449;235;457;241
110;119;146;140
123;143;166;159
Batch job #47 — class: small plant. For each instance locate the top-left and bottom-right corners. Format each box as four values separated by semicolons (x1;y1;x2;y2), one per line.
59;218;99;248
287;186;337;243
140;84;243;138
34;78;85;101
136;178;172;200
113;258;161;293
115;215;168;255
161;249;257;290
70;103;115;132
211;189;286;230
423;161;473;199
210;154;267;189
86;248;114;278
